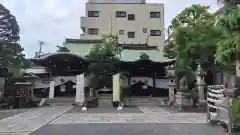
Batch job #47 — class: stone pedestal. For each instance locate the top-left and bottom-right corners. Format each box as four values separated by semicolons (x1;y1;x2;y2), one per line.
175;76;192;110
175;92;192;109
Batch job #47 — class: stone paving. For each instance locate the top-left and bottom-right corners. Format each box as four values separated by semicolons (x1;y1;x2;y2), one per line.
67;106;144;113
0;105;226;135
0;110;26;120
50;106;207;124
29;123;227;135
0;105;73;135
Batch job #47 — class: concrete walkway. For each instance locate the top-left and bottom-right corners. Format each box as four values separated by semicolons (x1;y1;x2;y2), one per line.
0;106;73;135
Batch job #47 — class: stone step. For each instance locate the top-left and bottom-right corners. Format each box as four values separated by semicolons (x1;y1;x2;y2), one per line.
47;97;75;104
126;97;162;106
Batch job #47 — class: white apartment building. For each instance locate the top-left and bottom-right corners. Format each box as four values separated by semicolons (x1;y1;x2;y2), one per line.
80;0;165;50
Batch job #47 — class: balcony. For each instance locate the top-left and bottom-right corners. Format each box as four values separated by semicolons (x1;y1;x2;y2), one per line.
80;17;87;28
80;33;102;40
80;16;101;28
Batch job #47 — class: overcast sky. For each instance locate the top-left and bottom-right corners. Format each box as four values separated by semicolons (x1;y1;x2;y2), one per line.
1;0;219;58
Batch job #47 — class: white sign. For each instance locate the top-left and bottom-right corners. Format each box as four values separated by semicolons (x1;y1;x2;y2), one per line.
75;74;85;103
49;81;55;99
60;85;66;92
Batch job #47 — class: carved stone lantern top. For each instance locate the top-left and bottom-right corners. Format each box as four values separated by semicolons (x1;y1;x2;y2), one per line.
165;65;175;78
196;65;205;76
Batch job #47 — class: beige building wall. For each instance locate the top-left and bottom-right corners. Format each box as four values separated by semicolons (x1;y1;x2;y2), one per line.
80;3;165;51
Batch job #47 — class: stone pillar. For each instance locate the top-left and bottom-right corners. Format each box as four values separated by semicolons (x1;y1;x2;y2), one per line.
196;65;206;105
49;80;55;99
75;73;85;105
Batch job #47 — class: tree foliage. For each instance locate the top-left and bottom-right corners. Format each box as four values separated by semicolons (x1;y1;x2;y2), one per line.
0;5;28;78
215;7;240;66
0;41;28;77
164;4;219;75
0;4;20;42
85;34;121;89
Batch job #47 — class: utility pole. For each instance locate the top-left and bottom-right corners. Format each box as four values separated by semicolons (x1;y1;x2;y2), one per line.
38;41;44;58
110;12;113;34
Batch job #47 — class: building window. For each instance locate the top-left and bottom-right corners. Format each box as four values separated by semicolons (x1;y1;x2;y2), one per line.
150;12;160;18
143;28;147;33
128;32;135;38
150;30;161;36
128;14;135;20
119;30;124;35
88;11;99;17
116;11;126;18
87;28;99;35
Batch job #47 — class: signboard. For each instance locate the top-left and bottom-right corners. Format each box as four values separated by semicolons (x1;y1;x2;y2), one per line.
49;81;55;99
75;74;84;103
113;73;120;102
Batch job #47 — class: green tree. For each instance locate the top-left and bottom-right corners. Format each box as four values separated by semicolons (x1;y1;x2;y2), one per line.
215;6;240;77
164;4;220;89
0;4;20;42
0;5;28;83
164;5;219;71
85;34;120;89
0;41;27;77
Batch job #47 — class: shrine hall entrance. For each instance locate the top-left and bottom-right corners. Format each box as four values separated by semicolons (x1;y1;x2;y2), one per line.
127;60;169;97
31;52;89;99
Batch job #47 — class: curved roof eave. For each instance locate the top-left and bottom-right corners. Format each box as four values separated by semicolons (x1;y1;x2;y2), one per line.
120;59;175;65
31;52;89;62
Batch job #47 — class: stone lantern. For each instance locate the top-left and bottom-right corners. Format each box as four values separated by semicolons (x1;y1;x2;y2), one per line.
196;64;207;105
166;65;176;105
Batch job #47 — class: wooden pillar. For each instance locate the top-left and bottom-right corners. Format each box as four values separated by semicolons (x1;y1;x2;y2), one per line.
152;71;156;97
128;71;131;86
153;71;156;87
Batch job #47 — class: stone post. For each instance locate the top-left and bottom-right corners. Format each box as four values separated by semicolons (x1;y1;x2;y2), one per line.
76;73;85;110
49;80;55;99
166;65;176;105
196;64;206;105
